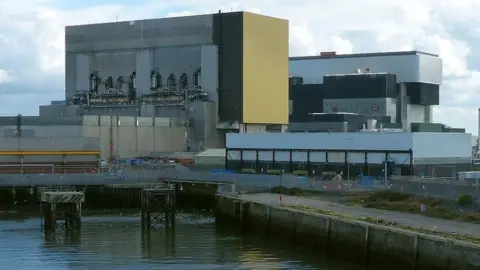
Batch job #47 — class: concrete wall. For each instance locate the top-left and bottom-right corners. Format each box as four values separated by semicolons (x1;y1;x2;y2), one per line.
216;195;480;270
65;15;214;100
189;101;219;149
201;46;219;104
0;115;189;160
84;105;145;117
1;125;83;138
82;115;188;159
39;105;81;117
407;104;428;124
12;104;218;154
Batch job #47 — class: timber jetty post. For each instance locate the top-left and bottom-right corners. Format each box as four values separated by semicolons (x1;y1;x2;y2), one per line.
141;184;176;230
39;186;85;233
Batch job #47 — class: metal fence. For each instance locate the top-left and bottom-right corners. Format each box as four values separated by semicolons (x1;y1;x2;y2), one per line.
0;165;478;201
388;179;480;200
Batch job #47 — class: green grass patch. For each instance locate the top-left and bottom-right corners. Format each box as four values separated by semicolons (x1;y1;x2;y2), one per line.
269;186;345;197
284;204;480;244
270;186;306;196
349;191;480;224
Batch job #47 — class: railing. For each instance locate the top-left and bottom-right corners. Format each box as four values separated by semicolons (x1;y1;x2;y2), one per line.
0;165;100;174
0;165;478;200
37;186;78;192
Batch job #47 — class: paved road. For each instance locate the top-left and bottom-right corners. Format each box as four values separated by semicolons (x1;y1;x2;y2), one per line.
237;193;480;238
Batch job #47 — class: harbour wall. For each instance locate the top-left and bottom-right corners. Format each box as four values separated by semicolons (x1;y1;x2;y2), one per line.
215;195;480;270
0;184;217;211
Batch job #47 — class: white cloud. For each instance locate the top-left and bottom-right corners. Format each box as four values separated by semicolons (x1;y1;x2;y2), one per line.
418;34;471;76
331;36;353;55
0;69;12;83
0;0;479;134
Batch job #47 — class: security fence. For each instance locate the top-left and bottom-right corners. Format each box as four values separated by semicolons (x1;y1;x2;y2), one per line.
0;165;478;200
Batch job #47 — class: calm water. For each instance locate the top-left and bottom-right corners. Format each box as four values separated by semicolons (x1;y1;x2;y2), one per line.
0;214;360;270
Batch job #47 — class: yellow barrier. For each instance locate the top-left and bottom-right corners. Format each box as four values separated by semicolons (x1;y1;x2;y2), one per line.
0;151;100;156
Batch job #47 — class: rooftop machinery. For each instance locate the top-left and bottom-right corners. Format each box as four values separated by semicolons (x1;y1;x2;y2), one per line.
71;68;209;107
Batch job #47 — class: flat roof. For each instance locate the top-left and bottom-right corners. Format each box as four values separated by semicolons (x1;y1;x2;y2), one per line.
65;11;283;29
308;112;359;115
324;72;391;77
65;13;213;28
289;51;439;61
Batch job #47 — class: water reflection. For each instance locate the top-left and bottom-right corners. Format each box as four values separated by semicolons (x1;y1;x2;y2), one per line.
0;213;363;269
140;228;176;259
43;230;82;246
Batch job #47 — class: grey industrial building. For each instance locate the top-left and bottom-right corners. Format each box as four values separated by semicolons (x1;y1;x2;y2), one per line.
38;11;290;154
226;132;472;178
287;51;456;133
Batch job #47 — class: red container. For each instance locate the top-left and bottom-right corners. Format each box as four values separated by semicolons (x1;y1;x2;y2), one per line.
320;51;337;56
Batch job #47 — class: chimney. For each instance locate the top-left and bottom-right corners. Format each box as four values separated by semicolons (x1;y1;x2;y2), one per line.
477;108;480;151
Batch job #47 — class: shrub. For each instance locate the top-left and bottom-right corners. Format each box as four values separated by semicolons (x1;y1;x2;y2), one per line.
270;186;304;196
458;194;473;206
365;191;410;203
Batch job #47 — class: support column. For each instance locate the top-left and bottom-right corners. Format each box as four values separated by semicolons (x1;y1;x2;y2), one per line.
73;203;82;229
43;203;56;232
225;149;229;170
20;155;24;174
307;150;311;177
272;150;276;172
255;150;260;174
40;190;85;233
63;154;67;174
239;150;244;171
364;152;368;175
141;185;176;230
289;150;293;173
325;151;330;172
409;149;414;176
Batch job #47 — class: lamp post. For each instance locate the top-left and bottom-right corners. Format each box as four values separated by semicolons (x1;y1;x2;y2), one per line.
344;137;354;182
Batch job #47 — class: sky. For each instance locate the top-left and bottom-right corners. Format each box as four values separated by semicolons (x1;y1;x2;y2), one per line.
0;0;480;134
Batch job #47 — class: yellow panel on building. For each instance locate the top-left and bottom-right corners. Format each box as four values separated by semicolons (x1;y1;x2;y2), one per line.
242;12;289;124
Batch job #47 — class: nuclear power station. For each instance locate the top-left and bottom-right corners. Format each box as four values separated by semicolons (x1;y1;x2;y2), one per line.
41;11;289;151
0;11;472;177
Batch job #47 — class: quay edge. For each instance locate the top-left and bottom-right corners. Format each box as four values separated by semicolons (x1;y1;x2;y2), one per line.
215;194;480;270
0;184;217;211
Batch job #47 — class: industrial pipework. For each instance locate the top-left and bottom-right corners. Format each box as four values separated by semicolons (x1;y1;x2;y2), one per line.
72;69;208;107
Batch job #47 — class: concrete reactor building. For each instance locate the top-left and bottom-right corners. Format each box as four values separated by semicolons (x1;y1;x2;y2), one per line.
41;11;289;150
288;51;452;133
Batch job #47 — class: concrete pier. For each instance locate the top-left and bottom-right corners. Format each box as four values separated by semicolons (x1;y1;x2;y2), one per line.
40;189;84;232
141;185;176;230
216;194;480;270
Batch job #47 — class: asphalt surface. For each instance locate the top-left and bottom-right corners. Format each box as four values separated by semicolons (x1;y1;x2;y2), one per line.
238;193;480;237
